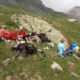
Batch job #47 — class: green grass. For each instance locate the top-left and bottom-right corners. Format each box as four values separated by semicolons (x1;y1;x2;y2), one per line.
0;41;80;80
0;4;80;80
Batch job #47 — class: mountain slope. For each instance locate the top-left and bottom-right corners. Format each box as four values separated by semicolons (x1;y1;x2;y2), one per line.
0;0;55;14
67;6;80;18
0;0;68;17
0;0;80;80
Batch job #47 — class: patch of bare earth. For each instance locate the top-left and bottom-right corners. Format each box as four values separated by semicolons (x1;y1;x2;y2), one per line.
68;61;80;78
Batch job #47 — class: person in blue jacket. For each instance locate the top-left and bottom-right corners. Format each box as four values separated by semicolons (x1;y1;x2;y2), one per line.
57;39;79;60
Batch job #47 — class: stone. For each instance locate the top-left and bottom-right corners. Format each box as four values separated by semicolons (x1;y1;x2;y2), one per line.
51;62;63;71
11;14;68;46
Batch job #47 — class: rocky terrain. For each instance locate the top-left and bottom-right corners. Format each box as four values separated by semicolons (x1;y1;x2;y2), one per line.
11;14;68;46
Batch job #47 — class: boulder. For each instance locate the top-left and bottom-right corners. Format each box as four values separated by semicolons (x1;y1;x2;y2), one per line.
11;14;68;46
51;62;63;71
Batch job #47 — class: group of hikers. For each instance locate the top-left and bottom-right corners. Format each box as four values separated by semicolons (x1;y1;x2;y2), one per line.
57;38;80;60
0;25;47;59
0;25;41;44
0;25;80;60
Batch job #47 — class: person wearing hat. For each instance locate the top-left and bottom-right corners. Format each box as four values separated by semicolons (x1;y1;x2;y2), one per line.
17;26;32;43
0;25;17;39
0;25;8;36
17;26;26;40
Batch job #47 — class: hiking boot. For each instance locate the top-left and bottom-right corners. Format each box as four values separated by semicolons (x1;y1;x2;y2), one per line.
12;57;15;60
58;54;64;58
5;39;11;42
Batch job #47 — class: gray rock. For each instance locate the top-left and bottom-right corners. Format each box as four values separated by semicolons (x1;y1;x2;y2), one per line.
11;14;68;46
51;62;63;71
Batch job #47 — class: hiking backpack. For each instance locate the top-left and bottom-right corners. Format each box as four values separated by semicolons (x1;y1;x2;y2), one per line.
0;36;3;41
13;43;37;54
38;33;50;42
70;42;77;50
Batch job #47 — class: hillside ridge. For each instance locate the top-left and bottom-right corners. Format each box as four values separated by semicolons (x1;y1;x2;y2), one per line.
0;0;54;14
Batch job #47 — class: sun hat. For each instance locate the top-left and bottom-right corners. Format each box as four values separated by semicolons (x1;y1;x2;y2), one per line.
2;25;7;28
19;26;23;30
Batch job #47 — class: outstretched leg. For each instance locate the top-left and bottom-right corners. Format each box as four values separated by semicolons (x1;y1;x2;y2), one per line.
13;51;21;59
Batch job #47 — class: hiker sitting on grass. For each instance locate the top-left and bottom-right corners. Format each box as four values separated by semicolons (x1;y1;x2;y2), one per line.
29;30;41;44
0;25;17;40
17;26;26;41
57;39;79;60
17;26;32;43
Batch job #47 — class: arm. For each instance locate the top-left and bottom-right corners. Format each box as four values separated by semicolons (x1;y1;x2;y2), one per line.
63;44;67;52
3;29;9;34
29;32;36;38
30;36;35;38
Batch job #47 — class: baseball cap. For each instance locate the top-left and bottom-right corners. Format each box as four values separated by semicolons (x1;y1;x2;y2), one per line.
2;25;7;28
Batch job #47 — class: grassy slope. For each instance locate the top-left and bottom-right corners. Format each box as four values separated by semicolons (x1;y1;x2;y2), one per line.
0;5;80;80
44;15;80;45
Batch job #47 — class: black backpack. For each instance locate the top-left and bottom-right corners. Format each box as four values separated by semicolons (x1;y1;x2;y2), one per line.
0;36;3;41
16;43;37;54
38;33;50;42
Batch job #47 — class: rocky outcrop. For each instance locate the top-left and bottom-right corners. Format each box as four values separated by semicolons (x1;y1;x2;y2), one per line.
67;19;77;22
11;14;68;45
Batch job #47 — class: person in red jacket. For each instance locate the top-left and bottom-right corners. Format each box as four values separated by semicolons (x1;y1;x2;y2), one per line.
17;26;26;40
0;25;17;39
17;26;32;43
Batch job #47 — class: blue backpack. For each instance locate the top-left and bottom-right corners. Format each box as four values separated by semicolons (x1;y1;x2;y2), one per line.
70;42;77;50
